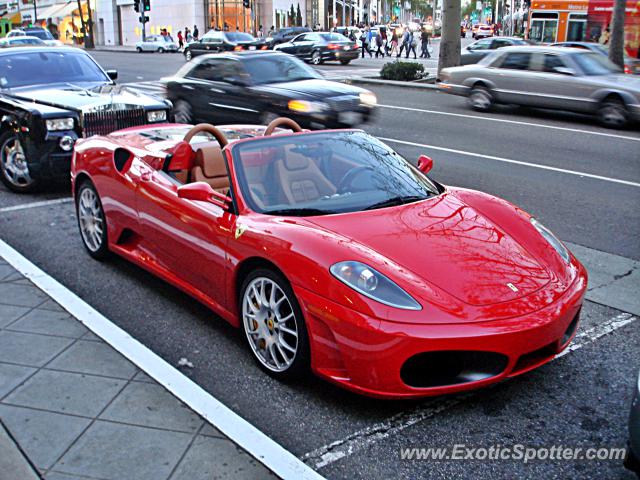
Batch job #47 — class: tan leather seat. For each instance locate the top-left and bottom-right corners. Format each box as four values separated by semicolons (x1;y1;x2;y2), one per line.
275;149;336;204
191;142;230;194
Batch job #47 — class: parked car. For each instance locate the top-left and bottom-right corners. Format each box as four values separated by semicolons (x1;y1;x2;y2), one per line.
551;41;640;75
439;46;640;128
136;34;179;53
71;118;586;398
0;47;171;192
7;27;62;46
183;31;267;61
265;26;311;49
0;36;45;47
460;37;530;65
164;51;376;128
274;31;359;65
473;24;494;39
625;370;640;477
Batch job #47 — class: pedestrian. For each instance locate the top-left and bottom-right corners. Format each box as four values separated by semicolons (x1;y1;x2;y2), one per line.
398;27;410;57
360;27;372;58
374;31;384;58
257;24;264;37
177;30;184;50
193;25;199;40
348;28;356;42
389;29;399;57
268;25;275;36
420;26;430;58
185;27;192;42
405;29;417;59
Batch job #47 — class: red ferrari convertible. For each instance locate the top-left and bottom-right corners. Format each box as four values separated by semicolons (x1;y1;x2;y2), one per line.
71;118;587;399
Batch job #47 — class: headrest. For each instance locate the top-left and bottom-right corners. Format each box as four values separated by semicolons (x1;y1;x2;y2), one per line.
282;152;309;171
195;142;227;178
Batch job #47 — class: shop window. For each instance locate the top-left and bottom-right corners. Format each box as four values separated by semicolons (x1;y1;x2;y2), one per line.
530;13;558;43
567;14;587;42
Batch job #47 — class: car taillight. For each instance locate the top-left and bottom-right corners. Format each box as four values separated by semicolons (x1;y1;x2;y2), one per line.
327;43;340;50
353;44;359;50
234;45;243;51
260;45;267;50
624;65;632;74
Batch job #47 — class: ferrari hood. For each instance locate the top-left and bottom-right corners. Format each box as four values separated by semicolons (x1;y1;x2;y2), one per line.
307;192;551;307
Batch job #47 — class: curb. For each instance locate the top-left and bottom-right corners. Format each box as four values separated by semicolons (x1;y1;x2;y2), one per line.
347;77;440;90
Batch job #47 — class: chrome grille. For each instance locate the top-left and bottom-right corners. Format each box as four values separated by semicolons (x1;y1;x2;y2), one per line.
328;96;360;112
82;108;147;137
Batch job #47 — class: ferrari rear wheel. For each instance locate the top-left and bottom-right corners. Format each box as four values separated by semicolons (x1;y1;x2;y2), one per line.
76;180;109;260
0;131;38;193
241;269;309;379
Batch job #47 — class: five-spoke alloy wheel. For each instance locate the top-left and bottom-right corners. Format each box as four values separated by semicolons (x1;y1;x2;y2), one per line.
76;181;109;259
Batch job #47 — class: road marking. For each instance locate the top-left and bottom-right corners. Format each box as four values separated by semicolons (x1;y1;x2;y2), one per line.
301;312;637;470
0;239;325;480
379;137;640;188
378;104;640;142
0;198;73;213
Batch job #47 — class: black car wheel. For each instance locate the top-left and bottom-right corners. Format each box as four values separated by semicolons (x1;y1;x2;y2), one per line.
173;100;193;124
0;130;38;193
468;85;493;112
76;180;109;260
598;97;628;129
157;47;165;53
136;46;142;53
184;49;192;61
311;50;323;65
340;58;351;65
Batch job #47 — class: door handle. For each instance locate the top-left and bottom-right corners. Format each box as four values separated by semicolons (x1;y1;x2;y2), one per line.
183;85;194;90
140;171;153;181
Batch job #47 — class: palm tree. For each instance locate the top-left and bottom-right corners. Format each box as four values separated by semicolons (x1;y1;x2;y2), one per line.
608;0;626;69
437;0;461;77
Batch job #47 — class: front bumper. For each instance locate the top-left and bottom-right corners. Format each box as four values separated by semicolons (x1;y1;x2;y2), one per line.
25;131;78;181
289;105;376;129
294;262;587;399
438;82;471;97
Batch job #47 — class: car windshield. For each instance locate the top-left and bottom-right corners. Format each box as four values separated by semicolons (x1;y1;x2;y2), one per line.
232;131;441;216
227;32;254;42
0;51;109;89
572;52;622;75
25;29;53;40
320;33;348;41
241;55;320;85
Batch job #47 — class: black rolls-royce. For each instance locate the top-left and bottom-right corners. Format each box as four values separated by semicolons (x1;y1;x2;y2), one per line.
164;51;377;129
0;47;171;192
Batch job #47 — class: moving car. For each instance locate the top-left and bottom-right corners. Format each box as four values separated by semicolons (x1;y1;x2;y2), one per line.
439;46;640;128
0;47;171;192
626;370;640;477
136;34;179;53
274;31;359;65
183;31;267;61
164;51;376;128
7;27;62;46
0;36;45;47
71;118;587;399
551;41;640;75
473;24;494;39
460;36;529;65
265;26;311;49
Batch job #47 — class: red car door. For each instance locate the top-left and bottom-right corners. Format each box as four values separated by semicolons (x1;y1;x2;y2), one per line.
135;169;235;310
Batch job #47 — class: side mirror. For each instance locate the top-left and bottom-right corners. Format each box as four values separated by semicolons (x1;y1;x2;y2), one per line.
417;155;433;174
177;182;232;210
552;66;575;76
106;69;118;80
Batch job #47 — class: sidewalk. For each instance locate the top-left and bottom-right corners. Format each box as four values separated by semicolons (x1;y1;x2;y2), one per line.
0;258;274;480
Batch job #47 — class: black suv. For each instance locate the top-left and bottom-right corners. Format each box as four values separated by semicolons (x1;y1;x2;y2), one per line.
266;27;311;49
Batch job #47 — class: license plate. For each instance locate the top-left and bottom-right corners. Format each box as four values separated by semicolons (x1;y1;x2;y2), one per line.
343;46;349;50
338;112;362;125
249;46;256;50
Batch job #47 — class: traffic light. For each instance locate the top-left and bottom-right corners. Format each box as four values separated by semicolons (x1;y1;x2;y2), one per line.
139;15;149;23
134;1;139;12
143;0;150;12
242;0;250;8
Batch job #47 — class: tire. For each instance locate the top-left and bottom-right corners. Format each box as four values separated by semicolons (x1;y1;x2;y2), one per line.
340;59;351;65
158;47;165;53
75;180;109;260
468;84;493;112
240;268;310;380
624;448;640;477
173;100;193;124
311;50;323;65
598;97;628;129
136;46;142;53
0;130;38;193
184;49;192;61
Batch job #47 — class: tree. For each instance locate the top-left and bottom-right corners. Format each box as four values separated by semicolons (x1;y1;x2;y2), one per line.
296;3;302;27
76;0;94;48
608;0;626;69
438;0;461;76
290;5;296;26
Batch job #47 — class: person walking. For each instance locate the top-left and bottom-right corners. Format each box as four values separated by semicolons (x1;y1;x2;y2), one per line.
398;27;410;58
193;25;199;41
390;29;399;57
420;26;430;58
405;29;417;59
177;30;184;50
185;27;192;42
360;27;372;58
374;31;384;58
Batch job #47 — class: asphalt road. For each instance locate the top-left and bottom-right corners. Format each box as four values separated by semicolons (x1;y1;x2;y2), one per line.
1;52;639;479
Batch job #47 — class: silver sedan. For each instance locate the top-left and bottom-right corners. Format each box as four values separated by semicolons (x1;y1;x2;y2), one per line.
135;35;179;53
439;46;640;128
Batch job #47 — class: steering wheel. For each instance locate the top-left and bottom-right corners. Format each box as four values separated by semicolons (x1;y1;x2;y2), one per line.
183;123;228;147
337;166;374;194
263;117;303;136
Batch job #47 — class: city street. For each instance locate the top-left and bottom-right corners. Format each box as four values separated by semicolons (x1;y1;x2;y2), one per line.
0;52;639;479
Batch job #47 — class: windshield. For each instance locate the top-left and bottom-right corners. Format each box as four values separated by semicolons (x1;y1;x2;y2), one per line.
0;51;109;89
227;32;254;42
242;55;320;84
26;29;53;40
321;33;349;42
232;131;440;216
572;52;622;75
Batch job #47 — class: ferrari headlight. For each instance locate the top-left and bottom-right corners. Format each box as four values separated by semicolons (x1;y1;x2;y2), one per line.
46;118;74;131
530;218;570;264
287;100;327;114
330;261;422;310
147;110;167;123
359;92;377;106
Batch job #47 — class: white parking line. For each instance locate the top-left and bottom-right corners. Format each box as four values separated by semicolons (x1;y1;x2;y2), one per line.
379;137;640;188
378;104;640;142
301;312;638;470
0;198;73;214
0;239;325;480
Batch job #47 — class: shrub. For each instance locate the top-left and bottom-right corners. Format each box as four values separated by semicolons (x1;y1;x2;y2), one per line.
380;61;425;81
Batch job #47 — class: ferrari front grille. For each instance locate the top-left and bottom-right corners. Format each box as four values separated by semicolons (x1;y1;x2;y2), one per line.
82;108;147;137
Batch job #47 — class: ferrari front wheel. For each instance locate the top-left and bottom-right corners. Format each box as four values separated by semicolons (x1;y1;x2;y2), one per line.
241;269;309;379
76;180;109;260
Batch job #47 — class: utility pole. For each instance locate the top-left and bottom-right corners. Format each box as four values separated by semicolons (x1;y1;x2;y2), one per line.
437;0;461;77
608;0;626;68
